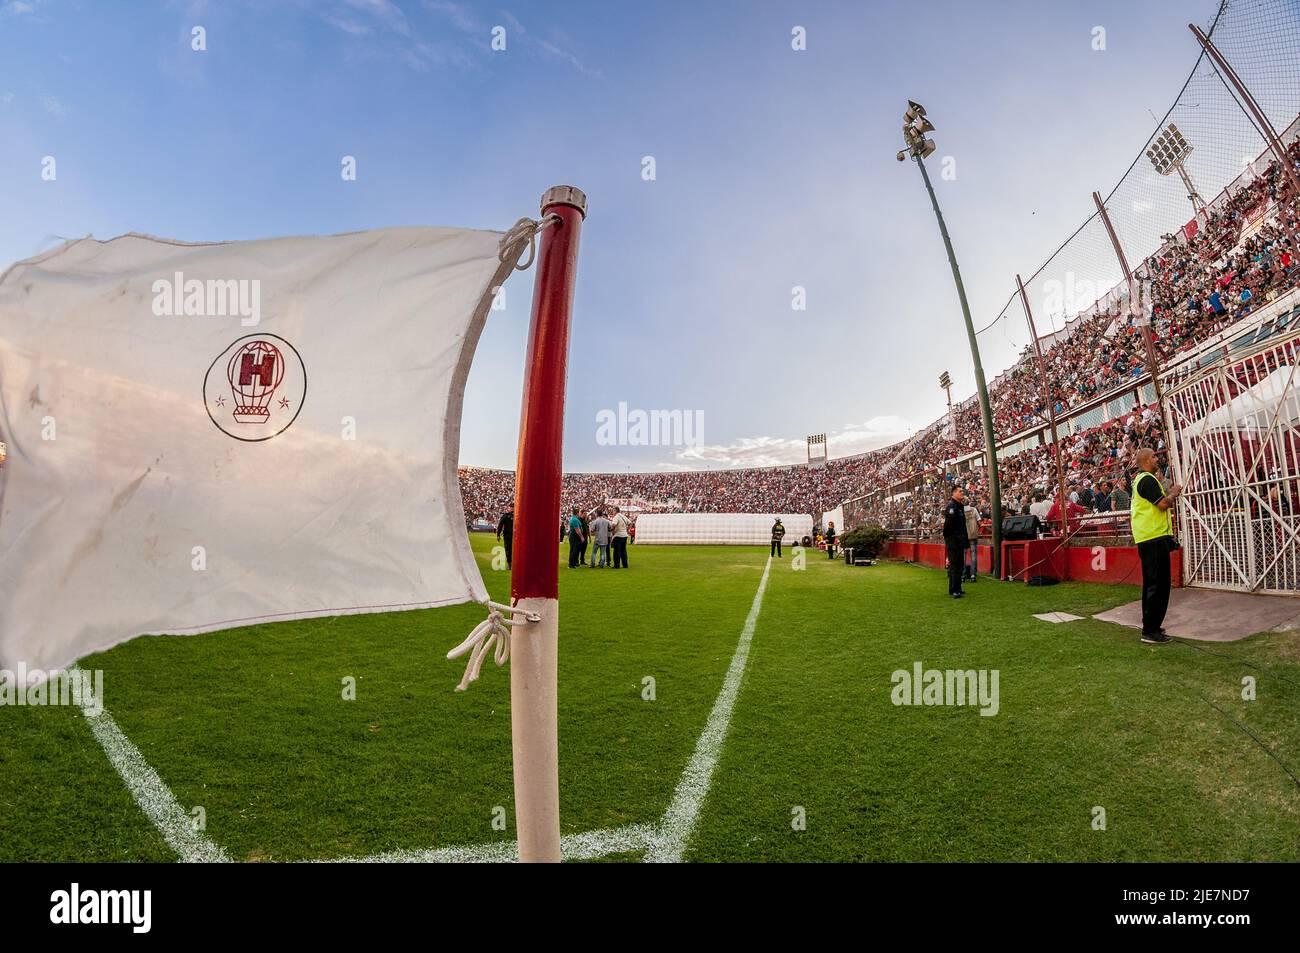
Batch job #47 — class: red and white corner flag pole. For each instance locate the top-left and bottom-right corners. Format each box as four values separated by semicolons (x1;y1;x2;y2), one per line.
509;185;586;862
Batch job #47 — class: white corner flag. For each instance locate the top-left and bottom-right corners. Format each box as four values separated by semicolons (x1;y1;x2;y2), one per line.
0;226;522;674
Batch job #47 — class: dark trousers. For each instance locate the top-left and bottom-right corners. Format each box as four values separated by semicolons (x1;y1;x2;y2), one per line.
502;534;512;568
946;542;966;595
827;541;836;558
568;536;582;568
612;536;628;568
771;539;783;557
1138;536;1172;634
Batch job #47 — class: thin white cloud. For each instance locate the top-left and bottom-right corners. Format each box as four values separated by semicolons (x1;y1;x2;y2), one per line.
343;0;410;36
323;15;372;36
500;11;601;78
423;0;482;33
296;0;473;71
2;0;53;21
422;4;599;77
40;94;65;116
668;415;914;469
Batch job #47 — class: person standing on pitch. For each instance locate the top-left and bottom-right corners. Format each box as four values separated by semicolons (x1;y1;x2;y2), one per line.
589;508;611;568
770;518;786;558
577;507;590;567
825;521;837;559
610;506;630;568
1132;447;1181;644
963;499;980;582
566;507;585;569
496;503;514;569
943;487;969;598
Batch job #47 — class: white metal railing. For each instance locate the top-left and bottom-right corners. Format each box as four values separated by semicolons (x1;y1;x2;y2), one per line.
1164;327;1300;593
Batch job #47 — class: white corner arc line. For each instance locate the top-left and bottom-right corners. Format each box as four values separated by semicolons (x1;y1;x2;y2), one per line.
73;666;231;863
325;822;658;863
644;555;773;863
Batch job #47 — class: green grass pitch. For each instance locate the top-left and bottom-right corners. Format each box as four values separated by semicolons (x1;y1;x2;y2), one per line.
2;534;1298;862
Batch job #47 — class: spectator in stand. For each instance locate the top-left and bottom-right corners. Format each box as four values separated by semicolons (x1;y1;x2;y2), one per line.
1046;491;1088;535
1078;482;1095;510
1271;484;1292;516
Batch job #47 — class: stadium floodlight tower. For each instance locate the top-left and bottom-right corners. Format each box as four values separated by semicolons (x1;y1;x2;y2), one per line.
939;370;954;478
899;101;1003;577
1146;124;1206;220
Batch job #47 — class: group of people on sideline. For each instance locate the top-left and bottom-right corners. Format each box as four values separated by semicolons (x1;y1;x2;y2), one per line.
941;446;1179;643
564;506;632;569
771;519;840;559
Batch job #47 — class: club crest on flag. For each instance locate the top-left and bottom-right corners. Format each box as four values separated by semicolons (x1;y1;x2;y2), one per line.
203;333;306;441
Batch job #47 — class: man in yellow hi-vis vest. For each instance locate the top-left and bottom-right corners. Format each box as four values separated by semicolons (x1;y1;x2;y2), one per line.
1131;448;1182;644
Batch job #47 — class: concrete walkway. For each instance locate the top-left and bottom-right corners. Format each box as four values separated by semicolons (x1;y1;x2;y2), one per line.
1094;587;1300;642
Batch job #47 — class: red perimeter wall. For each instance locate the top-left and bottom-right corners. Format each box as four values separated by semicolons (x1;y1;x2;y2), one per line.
882;539;1182;586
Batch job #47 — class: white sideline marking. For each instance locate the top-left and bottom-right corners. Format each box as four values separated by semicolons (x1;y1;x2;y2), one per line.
73;666;231;863
325;822;657;863
644;555;773;863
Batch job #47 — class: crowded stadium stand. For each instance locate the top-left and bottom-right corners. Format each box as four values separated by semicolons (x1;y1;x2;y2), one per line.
458;450;892;529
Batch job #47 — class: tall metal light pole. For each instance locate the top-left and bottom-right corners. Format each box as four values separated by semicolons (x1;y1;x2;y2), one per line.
939;371;955;437
899;101;1003;577
939;370;954;479
1146;123;1207;221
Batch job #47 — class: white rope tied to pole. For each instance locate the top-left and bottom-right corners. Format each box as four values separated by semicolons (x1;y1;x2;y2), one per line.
446;600;540;692
498;213;561;272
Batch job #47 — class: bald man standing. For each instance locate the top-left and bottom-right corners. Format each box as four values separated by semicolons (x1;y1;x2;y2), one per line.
1131;448;1181;644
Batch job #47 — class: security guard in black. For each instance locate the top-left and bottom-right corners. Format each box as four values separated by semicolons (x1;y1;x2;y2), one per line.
943;487;969;597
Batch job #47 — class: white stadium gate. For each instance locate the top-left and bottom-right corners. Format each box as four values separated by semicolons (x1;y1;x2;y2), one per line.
634;513;814;545
1164;328;1300;593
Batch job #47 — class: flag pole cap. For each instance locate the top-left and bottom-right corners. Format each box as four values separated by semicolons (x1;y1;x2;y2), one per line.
541;185;587;219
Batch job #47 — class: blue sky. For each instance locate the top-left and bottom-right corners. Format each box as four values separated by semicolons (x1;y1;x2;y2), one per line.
0;0;1223;471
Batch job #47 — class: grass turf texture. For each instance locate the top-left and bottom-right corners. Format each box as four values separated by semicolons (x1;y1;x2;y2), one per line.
1;535;1297;861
